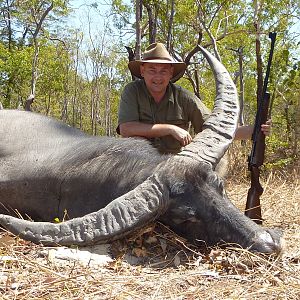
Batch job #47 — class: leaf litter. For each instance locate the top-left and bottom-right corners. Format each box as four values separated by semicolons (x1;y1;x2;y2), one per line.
0;170;299;299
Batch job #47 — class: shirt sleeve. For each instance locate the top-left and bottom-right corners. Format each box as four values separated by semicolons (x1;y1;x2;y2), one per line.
187;94;211;134
117;83;140;134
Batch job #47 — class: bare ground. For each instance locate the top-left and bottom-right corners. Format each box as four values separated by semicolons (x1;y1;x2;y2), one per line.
0;170;299;300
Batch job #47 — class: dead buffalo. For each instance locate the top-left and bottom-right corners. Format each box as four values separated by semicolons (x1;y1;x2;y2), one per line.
0;47;283;254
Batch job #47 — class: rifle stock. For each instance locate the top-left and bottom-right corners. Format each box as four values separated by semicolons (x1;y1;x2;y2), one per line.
245;32;276;224
245;166;263;223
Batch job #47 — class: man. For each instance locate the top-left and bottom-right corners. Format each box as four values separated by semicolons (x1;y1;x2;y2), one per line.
117;43;270;153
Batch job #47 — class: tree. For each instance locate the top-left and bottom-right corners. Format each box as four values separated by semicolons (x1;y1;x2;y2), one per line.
109;0;300;165
0;0;71;107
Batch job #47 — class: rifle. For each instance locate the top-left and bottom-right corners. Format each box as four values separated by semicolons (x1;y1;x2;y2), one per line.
245;32;277;224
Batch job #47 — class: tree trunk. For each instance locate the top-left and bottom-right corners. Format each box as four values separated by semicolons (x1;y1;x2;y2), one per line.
61;64;69;122
238;47;245;126
24;94;34;111
105;81;112;136
30;39;39;97
71;32;85;129
3;0;14;107
135;0;142;59
294;97;300;156
143;1;157;44
166;0;175;51
29;2;54;100
4;0;13;51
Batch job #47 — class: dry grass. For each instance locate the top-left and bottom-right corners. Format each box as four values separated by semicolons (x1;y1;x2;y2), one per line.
1;170;299;299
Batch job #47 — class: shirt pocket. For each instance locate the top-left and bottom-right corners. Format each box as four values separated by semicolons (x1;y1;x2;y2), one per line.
166;105;188;129
138;100;154;123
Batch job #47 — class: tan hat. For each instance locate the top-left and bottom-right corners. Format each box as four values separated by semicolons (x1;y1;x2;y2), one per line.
128;43;186;81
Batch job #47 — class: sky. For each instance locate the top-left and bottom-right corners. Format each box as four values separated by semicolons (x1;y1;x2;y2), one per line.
67;0;134;47
68;0;109;33
65;1;131;80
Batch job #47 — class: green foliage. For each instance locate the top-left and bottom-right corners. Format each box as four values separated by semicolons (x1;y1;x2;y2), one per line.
0;45;33;107
265;157;296;170
109;0;300;166
0;0;299;168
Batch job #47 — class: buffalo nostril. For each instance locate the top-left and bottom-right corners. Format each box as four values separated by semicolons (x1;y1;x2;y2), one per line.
259;231;276;245
250;231;284;255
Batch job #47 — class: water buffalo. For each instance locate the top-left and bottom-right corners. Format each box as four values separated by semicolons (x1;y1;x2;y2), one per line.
0;47;283;254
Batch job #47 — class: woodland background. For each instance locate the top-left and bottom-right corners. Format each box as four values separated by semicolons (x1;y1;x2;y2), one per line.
0;0;299;170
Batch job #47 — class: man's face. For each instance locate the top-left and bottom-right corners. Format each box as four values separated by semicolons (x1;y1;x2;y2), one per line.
140;63;174;96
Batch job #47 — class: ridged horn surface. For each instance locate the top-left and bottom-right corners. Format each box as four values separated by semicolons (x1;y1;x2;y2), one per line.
0;174;169;246
180;46;239;167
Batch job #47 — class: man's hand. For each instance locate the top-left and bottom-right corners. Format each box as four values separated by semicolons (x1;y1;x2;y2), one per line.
235;119;272;140
169;126;192;146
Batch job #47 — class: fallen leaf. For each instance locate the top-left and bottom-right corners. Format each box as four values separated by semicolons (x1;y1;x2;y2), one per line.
0;234;16;247
145;236;158;244
132;247;147;257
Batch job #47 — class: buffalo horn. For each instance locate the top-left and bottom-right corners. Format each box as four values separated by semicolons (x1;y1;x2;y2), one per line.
180;46;239;167
0;174;169;245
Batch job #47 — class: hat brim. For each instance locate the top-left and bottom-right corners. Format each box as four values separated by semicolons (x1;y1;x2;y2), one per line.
128;59;186;82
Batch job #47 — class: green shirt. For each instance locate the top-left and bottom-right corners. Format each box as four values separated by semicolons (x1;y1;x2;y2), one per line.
118;79;211;153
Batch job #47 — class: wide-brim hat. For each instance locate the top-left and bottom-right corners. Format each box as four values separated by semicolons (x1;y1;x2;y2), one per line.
128;43;186;82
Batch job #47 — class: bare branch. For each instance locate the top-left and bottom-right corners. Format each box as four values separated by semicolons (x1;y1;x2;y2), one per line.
32;2;54;39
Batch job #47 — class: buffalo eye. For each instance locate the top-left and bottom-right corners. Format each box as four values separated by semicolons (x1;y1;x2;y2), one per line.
208;173;224;194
